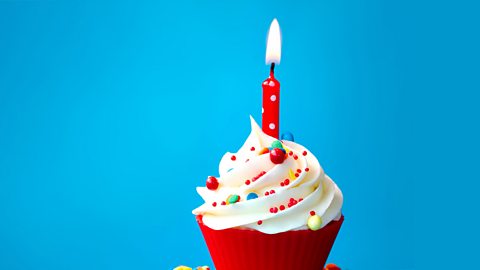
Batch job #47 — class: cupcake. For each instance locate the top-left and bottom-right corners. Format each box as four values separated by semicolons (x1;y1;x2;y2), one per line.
193;117;343;270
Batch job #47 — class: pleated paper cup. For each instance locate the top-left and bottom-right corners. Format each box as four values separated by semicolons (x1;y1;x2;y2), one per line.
197;215;344;270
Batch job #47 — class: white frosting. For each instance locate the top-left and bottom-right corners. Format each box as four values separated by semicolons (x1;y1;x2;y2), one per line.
192;116;343;234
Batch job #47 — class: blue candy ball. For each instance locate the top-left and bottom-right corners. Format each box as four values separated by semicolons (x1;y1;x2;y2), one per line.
247;192;258;200
281;131;294;142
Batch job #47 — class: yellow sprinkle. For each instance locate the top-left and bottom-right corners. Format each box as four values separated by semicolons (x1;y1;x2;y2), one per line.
196;267;210;270
289;169;296;180
174;266;192;270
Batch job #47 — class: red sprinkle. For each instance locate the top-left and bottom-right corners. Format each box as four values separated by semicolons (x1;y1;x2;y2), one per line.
310;211;316;216
257;220;263;225
293;155;298;160
265;191;270;196
280;182;285;187
297;169;302;173
305;168;310;172
279;205;285;211
299;198;303;202
284;179;290;185
270;208;274;213
273;207;278;213
212;202;217;207
245;180;251;185
270;190;275;194
231;155;236;161
303;151;308;156
221;201;226;205
288;151;293;156
295;173;299;178
250;146;255;151
288;202;293;207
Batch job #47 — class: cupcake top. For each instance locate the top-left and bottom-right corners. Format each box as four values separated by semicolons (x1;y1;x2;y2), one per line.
192;117;343;234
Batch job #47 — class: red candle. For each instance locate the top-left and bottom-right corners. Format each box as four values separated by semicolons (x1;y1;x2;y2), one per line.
262;19;282;138
262;64;280;138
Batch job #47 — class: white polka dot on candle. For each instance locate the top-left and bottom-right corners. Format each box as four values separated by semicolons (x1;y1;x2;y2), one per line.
269;123;276;130
270;95;277;102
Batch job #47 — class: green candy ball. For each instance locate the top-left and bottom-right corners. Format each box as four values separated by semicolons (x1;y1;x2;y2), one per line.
271;140;283;149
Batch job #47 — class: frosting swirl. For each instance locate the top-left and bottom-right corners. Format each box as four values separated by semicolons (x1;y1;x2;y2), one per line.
192;117;343;234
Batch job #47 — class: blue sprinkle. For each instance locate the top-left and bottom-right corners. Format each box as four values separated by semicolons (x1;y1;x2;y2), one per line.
281;131;294;142
247;192;258;200
227;168;234;172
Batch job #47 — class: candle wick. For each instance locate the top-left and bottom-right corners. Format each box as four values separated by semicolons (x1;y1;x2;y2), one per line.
270;63;275;77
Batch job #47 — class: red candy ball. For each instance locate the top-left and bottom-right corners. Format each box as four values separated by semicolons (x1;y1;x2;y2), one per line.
206;176;219;190
270;148;286;164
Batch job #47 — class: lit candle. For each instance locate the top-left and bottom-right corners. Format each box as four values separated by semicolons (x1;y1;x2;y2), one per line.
262;18;282;138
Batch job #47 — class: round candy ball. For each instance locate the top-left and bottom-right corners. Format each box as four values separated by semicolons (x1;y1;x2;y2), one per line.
271;140;283;149
246;192;258;200
281;131;294;142
206;176;219;190
307;215;322;231
270;148;286;164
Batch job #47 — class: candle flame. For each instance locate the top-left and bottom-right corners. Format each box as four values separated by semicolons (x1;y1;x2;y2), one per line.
265;18;282;65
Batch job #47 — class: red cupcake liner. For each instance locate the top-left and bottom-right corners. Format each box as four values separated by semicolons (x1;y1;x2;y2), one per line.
197;215;344;270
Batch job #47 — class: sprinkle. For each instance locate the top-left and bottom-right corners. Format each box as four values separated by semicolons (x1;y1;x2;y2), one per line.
259;147;270;155
284;179;290;185
269;207;274;213
273;207;278;213
212;202;217;207
293;154;298;160
265;191;270;196
289;169;296;180
221;201;226;205
231;155;236;161
297;169;302;173
302;151;308;156
280;182;285;187
279;205;285;211
288;151;293;156
245;180;251;185
299;198;303;202
257;220;263;225
247;193;258;200
310;211;316;216
250;146;255;151
307;215;322;231
305;167;310;172
226;194;240;204
295;173;299;178
270;189;275;194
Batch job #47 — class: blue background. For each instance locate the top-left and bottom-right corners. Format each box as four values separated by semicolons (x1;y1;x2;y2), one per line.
1;1;479;269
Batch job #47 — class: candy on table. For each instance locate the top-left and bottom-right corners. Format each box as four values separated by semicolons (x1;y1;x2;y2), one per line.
324;263;341;270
